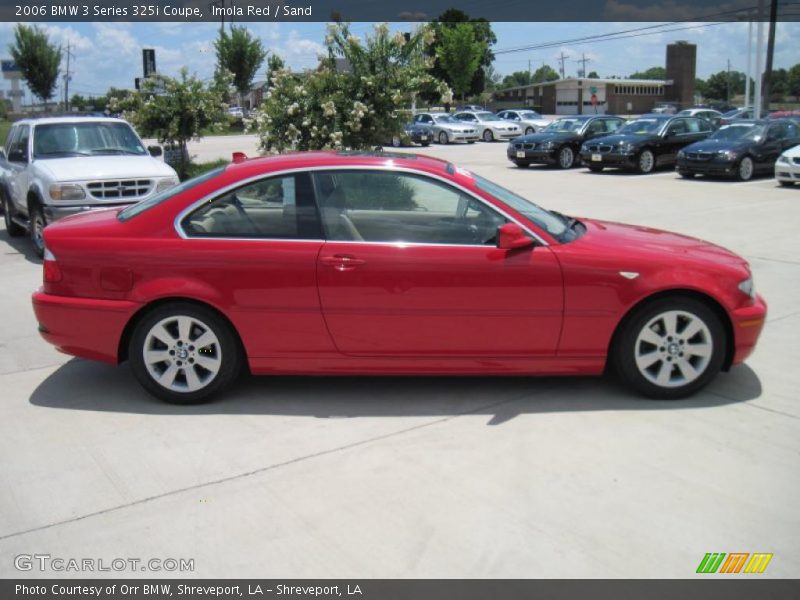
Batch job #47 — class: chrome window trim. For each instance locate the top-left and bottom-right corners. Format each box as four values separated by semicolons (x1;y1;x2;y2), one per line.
174;164;550;246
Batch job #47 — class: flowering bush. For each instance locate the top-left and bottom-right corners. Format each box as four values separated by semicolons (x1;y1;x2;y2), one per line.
249;23;451;153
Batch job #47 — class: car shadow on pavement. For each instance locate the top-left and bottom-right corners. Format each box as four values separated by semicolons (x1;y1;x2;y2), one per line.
30;358;762;425
0;228;41;265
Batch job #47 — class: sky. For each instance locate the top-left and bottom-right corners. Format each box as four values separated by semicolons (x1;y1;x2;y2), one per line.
0;20;798;101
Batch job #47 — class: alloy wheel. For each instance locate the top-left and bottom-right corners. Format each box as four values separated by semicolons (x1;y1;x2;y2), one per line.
738;156;754;181
558;146;575;169
638;150;655;174
633;310;713;388
438;131;449;144
483;129;494;142
143;315;222;393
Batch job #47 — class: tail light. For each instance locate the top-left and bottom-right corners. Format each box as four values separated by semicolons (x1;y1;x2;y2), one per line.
43;248;62;283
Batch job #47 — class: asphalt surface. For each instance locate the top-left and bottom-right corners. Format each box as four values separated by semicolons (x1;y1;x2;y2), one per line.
0;137;798;579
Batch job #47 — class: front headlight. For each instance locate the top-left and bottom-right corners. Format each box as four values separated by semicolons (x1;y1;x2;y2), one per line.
777;155;790;164
677;150;686;159
617;142;634;154
49;184;85;201
156;178;179;193
717;150;738;160
540;141;555;151
738;276;755;299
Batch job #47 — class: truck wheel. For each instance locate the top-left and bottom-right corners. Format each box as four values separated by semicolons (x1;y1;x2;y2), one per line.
2;195;25;237
29;204;46;258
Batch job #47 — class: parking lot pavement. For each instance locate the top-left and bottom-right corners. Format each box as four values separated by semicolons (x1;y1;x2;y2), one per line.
1;137;798;579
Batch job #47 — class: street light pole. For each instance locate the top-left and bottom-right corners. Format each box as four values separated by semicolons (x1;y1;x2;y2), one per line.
754;0;765;119
745;19;753;108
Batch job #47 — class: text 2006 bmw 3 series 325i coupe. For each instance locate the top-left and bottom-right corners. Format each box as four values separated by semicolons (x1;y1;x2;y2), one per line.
32;152;766;403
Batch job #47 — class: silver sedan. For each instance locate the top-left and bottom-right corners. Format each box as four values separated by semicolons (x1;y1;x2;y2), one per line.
454;111;522;142
496;109;551;135
413;113;480;144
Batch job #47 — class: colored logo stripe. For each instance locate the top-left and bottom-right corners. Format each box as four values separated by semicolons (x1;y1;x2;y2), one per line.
697;553;726;573
744;553;773;574
696;552;773;574
719;553;749;574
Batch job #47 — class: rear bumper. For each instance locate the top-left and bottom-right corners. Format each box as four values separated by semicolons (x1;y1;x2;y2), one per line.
32;290;140;363
731;294;768;365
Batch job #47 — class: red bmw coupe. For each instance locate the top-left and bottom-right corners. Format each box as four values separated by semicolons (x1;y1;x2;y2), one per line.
32;152;766;403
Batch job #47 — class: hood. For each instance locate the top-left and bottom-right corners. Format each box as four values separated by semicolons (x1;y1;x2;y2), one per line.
514;131;577;144
34;155;177;182
578;218;747;268
438;122;475;132
681;138;757;153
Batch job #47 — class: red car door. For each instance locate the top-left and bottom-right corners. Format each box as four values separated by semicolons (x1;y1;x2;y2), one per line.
312;170;563;357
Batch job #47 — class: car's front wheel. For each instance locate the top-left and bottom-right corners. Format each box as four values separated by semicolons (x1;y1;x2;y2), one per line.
438;131;449;145
557;146;575;169
614;297;726;399
483;129;494;142
637;149;656;174
736;156;754;181
29;203;47;258
129;303;242;404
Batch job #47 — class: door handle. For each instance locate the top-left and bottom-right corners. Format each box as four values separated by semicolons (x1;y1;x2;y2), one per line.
320;254;366;271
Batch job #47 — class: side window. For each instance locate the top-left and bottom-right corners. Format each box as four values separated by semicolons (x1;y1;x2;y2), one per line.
786;122;799;139
586;120;605;134
605;119;623;132
496;111;506;119
8;125;29;162
4;125;18;152
182;173;321;239
685;119;702;133
312;171;508;246
767;123;783;141
667;119;687;135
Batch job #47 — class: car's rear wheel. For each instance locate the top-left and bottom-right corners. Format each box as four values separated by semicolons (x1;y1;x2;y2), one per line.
2;194;25;237
129;303;242;404
29;204;46;258
736;156;754;181
637;149;656;174
438;131;449;145
557;146;575;169
483;129;494;142
614;297;726;399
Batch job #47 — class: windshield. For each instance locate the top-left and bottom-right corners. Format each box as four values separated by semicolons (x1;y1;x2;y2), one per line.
517;111;542;120
545;119;585;133
33;121;146;158
618;118;665;135
475;112;502;121
472;174;574;241
433;115;458;123
722;109;742;118
710;123;766;141
118;167;226;222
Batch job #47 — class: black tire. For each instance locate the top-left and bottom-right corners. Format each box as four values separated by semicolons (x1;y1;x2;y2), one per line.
129;302;242;404
613;296;726;399
588;165;604;173
778;180;794;187
2;193;25;237
637;149;656;174
679;171;696;179
29;203;46;258
482;129;494;142
525;127;534;135
438;131;449;145
557;146;575;169
513;160;530;168
421;141;431;147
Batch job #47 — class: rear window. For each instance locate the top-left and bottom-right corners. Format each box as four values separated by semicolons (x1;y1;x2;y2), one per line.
117;167;225;222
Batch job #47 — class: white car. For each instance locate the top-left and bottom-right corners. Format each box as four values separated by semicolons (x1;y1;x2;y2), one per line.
775;143;800;187
454;111;522;142
0;116;179;256
496;109;551;135
227;106;245;119
412;113;480;144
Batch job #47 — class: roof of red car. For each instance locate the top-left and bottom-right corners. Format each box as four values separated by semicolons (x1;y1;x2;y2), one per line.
223;150;453;178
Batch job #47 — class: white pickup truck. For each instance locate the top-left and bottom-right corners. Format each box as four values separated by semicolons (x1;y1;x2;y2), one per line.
0;116;179;257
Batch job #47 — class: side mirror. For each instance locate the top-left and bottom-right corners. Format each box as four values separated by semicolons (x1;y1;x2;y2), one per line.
148;145;163;157
7;148;27;163
497;223;535;250
0;147;5;160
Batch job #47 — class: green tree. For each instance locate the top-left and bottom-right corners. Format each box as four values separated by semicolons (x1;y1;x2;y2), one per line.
435;24;486;101
501;71;532;88
69;94;87;111
112;68;230;177
426;10;496;100
587;70;599;79
704;70;747;101
8;24;62;105
531;64;559;83
214;26;268;101
787;63;800;97
629;66;666;80
482;64;502;91
251;23;448;153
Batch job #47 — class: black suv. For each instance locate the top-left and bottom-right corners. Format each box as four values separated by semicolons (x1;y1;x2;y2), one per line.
508;115;625;169
580;115;713;174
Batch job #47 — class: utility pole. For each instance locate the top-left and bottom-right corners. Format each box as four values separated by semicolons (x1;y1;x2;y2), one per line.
745;18;753;108
575;53;591;78
726;59;731;103
528;59;531;83
754;0;765;119
762;0;779;111
556;51;569;79
63;42;74;112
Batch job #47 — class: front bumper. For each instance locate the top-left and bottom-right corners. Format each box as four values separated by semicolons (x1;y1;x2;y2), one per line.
43;202;136;223
507;147;557;164
730;294;768;365
409;132;432;144
677;157;738;177
491;130;522;140
444;131;479;142
775;160;800;183
579;150;637;168
32;290;140;364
